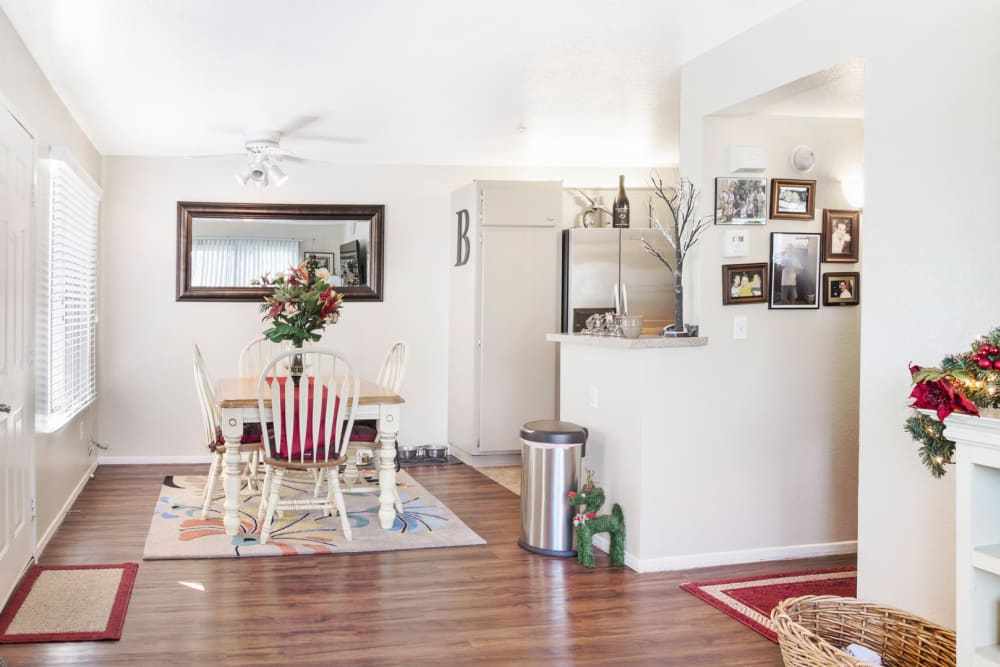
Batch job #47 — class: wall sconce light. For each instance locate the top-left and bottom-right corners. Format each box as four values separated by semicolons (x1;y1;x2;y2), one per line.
841;173;864;209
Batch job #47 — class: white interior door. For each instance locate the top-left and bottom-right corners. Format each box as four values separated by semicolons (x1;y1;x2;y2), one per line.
0;105;35;605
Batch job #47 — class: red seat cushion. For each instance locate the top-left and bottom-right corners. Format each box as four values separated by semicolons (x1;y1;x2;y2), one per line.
265;376;340;460
214;425;265;447
350;423;378;442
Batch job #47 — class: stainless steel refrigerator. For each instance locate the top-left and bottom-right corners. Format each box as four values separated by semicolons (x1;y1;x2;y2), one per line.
561;228;675;333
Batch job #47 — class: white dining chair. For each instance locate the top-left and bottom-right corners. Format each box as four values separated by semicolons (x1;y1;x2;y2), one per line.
238;337;294;379
256;348;360;544
192;344;261;519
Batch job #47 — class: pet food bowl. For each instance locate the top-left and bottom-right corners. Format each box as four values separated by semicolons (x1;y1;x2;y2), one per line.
420;445;448;459
398;446;422;461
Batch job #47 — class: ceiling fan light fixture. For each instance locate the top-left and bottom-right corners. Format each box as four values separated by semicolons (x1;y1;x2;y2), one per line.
248;157;268;187
235;164;253;185
267;162;288;187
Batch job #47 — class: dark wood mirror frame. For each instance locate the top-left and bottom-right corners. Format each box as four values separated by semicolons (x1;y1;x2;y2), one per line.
176;201;384;302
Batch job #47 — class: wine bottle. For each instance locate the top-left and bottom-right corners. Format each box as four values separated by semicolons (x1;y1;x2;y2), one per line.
612;175;630;228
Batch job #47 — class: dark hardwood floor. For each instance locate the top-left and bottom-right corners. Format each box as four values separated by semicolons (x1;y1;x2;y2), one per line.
0;463;854;666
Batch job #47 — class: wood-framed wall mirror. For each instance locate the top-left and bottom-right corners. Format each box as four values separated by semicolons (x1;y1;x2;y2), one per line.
176;202;384;302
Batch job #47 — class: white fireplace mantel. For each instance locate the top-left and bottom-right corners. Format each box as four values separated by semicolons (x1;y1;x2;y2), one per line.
948;409;1000;665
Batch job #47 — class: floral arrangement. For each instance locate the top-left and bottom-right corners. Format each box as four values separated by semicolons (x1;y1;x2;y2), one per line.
905;326;1000;477
253;257;343;347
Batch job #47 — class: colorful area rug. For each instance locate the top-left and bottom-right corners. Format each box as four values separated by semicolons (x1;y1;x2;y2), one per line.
143;471;485;559
680;566;857;642
0;563;138;643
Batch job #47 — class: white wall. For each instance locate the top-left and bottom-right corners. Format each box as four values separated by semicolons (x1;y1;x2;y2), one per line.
96;158;661;461
0;7;101;548
681;0;1000;627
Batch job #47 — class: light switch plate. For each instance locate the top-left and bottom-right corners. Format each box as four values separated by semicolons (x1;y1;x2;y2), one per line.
723;229;749;257
733;315;748;340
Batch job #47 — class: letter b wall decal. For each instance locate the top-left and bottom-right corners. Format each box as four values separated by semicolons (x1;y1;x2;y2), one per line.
455;209;470;267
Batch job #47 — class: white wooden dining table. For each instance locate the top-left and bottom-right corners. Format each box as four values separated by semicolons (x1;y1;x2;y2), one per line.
215;376;405;536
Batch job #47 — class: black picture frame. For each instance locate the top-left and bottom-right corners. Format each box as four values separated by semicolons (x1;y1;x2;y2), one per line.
769;232;821;310
715;177;767;225
822;272;860;306
722;263;768;305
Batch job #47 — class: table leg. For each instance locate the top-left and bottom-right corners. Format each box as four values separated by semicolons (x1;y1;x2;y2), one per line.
220;408;245;537
377;404;401;529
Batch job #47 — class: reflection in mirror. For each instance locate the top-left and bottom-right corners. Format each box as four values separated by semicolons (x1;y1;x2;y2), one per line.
177;202;383;301
189;218;370;288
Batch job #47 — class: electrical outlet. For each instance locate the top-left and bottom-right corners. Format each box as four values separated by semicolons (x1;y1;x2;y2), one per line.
733;315;748;340
589;384;599;409
79;420;85;440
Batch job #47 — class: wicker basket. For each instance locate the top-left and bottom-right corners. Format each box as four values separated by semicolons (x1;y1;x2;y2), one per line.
770;595;956;666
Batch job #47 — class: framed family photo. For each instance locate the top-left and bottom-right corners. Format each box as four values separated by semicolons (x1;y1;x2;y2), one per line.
769;178;816;220
769;232;821;310
822;209;860;262
722;263;768;305
303;251;335;271
822;272;860;306
715;177;767;225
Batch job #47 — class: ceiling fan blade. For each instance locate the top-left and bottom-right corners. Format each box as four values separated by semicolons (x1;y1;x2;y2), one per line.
274;154;336;165
278;115;321;136
187;153;246;160
286;134;364;145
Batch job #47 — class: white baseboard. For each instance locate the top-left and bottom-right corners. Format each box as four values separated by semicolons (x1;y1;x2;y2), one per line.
35;460;98;557
98;455;214;465
591;536;857;574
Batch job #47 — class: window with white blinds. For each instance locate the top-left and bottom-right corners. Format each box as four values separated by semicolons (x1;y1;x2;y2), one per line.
38;155;100;433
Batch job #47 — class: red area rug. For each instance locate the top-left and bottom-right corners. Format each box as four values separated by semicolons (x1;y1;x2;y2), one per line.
680;566;856;642
0;563;138;643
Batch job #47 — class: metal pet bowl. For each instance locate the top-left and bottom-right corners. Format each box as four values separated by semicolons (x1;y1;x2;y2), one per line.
420;445;448;459
398;446;422;461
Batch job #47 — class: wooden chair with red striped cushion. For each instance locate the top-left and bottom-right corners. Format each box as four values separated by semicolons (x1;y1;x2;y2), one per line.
256;348;360;544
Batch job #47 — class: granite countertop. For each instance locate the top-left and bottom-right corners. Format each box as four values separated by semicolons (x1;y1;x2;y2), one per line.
545;333;708;349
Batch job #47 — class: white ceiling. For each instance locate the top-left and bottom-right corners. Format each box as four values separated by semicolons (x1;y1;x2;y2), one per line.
1;0;806;166
715;57;864;119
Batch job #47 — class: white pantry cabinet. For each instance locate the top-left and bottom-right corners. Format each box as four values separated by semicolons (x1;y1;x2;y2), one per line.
448;180;561;462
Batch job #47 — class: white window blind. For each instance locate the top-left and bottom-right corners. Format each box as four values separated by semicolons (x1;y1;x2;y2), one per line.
190;237;300;287
38;154;100;433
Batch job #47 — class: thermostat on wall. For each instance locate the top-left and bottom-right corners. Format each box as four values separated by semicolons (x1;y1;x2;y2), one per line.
723;229;749;257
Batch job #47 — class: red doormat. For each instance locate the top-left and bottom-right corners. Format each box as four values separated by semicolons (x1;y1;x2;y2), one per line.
680;566;856;642
0;563;138;643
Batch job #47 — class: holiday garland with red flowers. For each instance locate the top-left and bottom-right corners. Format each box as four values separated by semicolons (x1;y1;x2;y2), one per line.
905;327;1000;477
252;256;343;347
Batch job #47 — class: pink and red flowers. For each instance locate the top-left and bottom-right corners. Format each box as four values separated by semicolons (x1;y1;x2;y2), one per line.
255;260;342;346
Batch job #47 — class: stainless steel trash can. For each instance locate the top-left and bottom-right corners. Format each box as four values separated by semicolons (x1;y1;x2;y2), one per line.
518;420;587;557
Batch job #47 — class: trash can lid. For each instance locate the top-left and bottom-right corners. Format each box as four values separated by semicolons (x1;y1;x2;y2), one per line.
520;420;588;444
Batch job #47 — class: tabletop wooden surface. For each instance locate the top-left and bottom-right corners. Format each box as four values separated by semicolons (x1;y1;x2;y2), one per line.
215;377;404;409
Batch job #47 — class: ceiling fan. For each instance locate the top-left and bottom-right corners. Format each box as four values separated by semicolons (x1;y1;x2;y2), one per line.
231;131;298;188
193;119;357;189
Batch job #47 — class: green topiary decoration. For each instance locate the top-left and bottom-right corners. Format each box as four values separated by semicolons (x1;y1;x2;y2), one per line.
567;470;625;568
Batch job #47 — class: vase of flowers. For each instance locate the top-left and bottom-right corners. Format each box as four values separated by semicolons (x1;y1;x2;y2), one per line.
254;256;343;385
